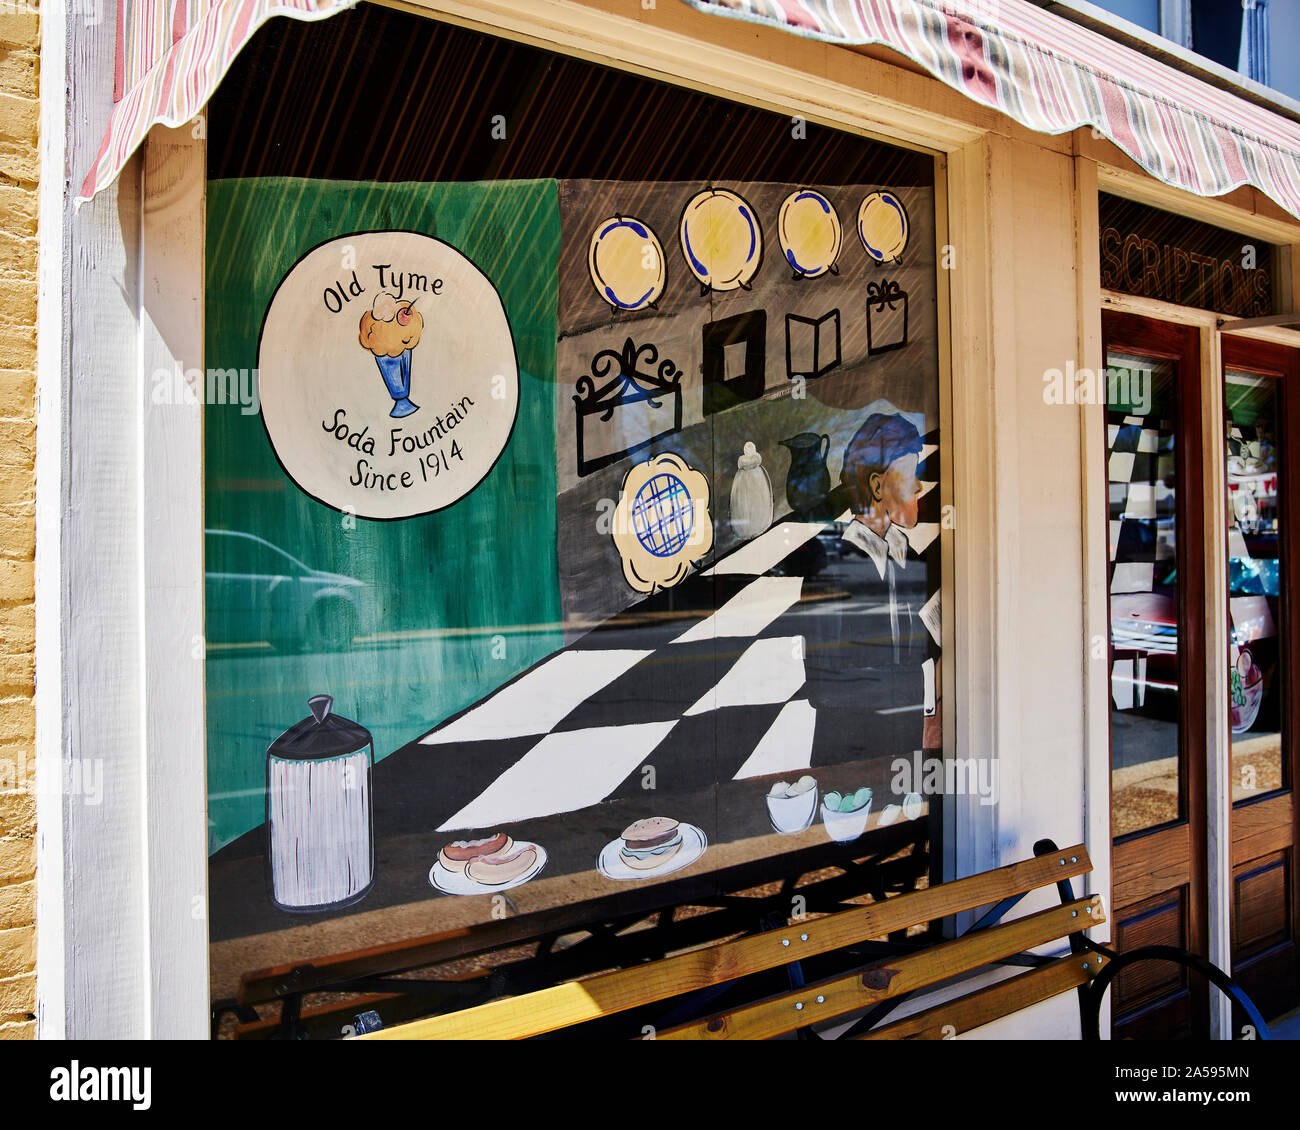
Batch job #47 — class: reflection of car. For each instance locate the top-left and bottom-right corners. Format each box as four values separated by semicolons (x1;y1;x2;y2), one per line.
204;529;371;651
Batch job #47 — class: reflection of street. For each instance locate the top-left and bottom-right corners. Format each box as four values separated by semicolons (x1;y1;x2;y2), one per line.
1110;710;1178;836
205;628;561;854
1230;733;1283;802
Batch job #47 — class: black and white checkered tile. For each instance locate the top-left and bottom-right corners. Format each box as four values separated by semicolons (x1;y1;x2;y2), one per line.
400;498;941;834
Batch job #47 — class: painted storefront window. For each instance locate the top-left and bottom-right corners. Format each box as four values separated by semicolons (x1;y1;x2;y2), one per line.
205;8;944;986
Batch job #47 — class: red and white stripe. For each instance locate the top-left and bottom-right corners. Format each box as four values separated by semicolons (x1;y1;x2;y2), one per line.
78;0;357;207
81;0;1300;222
686;0;1300;221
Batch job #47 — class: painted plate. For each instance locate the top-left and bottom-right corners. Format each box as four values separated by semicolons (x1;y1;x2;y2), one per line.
597;823;708;881
428;841;547;895
778;190;842;278
588;216;666;311
679;189;763;291
857;190;910;263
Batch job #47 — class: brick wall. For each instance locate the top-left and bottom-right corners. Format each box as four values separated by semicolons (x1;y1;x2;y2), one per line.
0;1;38;1040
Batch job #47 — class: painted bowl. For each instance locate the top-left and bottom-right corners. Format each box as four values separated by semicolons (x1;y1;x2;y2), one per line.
821;790;873;843
765;777;819;834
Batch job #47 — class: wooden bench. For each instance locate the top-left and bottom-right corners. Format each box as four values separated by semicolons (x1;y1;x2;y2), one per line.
354;839;1110;1040
221;816;934;1040
355;838;1277;1040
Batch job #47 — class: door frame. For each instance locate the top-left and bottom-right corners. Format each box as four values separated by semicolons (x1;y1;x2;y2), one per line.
1220;333;1300;1024
1102;309;1211;1038
1102;288;1300;1037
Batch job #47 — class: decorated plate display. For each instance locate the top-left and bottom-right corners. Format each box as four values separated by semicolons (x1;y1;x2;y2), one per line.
588;215;666;311
857;190;910;263
777;190;842;278
679;188;763;291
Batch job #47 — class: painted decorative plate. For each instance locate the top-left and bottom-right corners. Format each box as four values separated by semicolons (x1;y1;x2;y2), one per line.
597;823;708;881
588;216;666;311
428;840;547;895
778;190;842;278
679;188;763;291
857;190;910;263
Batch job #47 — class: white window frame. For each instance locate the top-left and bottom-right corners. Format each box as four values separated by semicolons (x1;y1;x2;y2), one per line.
39;0;1137;1038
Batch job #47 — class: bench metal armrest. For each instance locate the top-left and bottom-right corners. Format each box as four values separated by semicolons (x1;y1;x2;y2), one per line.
1078;943;1273;1041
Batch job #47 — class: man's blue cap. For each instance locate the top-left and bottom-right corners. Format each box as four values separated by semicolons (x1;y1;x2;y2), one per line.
843;412;923;474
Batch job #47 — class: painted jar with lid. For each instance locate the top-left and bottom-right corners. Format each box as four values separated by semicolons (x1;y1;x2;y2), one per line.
266;693;374;913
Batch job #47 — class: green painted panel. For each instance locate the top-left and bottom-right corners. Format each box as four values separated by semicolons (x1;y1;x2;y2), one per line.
204;178;562;854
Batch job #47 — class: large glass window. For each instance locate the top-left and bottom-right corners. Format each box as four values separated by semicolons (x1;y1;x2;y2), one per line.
1225;370;1287;801
204;5;946;1017
1107;351;1182;836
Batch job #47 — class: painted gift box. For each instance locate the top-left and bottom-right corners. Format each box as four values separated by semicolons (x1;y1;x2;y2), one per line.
866;278;909;355
266;693;374;913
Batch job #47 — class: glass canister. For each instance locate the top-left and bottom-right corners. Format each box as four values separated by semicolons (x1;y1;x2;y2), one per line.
729;441;774;540
265;693;375;913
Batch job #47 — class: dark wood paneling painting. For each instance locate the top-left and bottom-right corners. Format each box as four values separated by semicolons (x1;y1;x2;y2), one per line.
1099;194;1275;318
203;5;945;994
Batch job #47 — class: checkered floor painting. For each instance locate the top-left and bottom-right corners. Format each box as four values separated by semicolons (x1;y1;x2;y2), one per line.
411;507;940;833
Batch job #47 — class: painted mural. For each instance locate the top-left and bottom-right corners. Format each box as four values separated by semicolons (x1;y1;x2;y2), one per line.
205;170;941;962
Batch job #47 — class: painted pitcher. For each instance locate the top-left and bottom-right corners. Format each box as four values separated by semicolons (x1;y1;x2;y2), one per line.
780;432;831;515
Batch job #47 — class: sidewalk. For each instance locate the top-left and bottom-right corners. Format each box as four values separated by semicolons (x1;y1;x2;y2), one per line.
1269;1006;1300;1039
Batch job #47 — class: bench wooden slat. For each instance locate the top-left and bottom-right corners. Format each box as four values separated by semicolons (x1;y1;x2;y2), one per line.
361;844;1091;1041
654;896;1104;1040
857;952;1108;1040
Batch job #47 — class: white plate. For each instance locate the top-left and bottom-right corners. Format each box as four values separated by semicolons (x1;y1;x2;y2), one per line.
597;823;708;881
857;190;909;263
778;190;842;278
428;841;547;896
679;189;762;291
588;215;666;311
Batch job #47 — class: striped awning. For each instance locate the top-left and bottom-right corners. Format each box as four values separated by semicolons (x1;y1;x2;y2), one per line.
686;0;1300;222
81;0;1300;223
77;0;357;206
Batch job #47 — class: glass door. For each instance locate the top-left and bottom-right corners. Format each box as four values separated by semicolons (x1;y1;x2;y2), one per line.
1103;310;1210;1039
1222;335;1300;1027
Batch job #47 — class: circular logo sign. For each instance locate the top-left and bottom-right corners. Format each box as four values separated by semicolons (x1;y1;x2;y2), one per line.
257;231;519;520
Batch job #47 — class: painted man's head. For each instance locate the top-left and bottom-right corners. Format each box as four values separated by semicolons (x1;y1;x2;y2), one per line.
841;412;925;534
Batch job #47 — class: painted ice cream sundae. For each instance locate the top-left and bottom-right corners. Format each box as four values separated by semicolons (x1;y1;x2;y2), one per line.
359;292;423;418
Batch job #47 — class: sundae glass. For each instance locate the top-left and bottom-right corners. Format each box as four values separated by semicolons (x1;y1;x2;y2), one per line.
359;292;423;418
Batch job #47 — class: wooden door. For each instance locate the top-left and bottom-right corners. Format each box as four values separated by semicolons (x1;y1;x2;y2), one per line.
1102;311;1209;1039
1221;335;1300;1028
